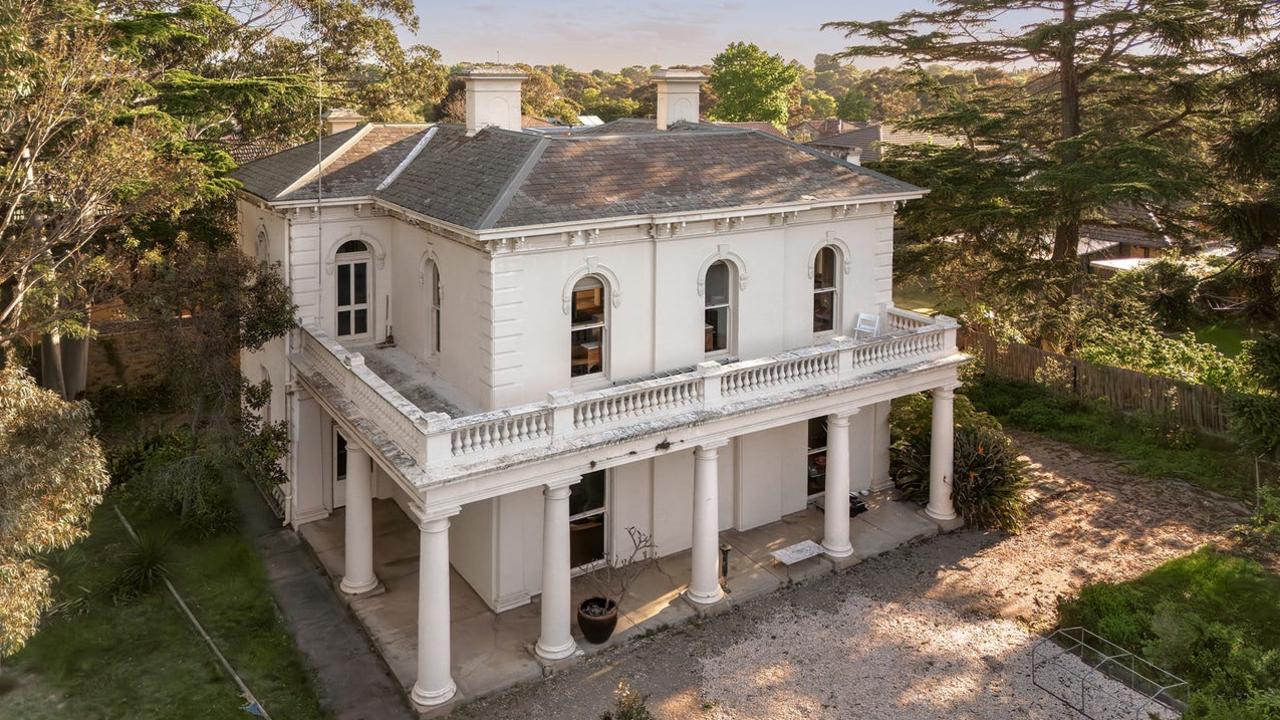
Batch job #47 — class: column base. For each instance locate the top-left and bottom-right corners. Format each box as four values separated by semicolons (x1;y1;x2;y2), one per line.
822;541;854;559
411;679;457;707
534;637;579;661
340;575;382;596
685;585;725;605
924;505;957;522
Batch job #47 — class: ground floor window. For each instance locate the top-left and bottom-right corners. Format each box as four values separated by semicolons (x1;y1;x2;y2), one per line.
335;428;348;482
569;470;607;569
807;417;827;499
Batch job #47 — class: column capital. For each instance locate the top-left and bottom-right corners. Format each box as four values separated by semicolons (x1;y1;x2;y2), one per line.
545;475;582;492
418;505;461;532
828;406;860;423
934;385;959;399
695;439;729;455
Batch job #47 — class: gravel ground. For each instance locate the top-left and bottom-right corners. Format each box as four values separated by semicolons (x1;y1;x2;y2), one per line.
451;433;1245;720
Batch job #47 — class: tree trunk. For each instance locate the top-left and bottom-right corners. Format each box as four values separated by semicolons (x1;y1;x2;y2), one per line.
60;323;89;400
1052;0;1083;263
40;331;67;399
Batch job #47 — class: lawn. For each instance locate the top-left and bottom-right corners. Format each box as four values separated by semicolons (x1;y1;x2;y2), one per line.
966;377;1256;501
1193;319;1260;357
1058;548;1280;719
0;494;327;720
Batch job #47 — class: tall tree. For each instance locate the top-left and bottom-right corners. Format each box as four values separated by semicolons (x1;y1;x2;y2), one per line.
0;359;108;658
824;1;1278;267
707;42;800;127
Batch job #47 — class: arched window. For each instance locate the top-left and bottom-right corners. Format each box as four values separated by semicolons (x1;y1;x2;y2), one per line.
704;260;734;355
255;229;269;262
336;240;372;338
813;246;839;333
570;275;606;378
425;259;442;354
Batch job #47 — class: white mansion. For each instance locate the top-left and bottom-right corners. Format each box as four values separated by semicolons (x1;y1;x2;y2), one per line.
234;67;964;708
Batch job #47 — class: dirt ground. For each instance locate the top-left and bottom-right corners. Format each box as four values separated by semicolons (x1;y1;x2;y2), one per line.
449;432;1246;720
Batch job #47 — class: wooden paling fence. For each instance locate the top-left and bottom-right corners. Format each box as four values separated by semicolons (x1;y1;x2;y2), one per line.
958;328;1230;434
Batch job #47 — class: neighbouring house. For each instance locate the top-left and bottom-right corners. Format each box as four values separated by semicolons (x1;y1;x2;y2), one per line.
807;122;962;166
787;117;863;143
233;66;964;708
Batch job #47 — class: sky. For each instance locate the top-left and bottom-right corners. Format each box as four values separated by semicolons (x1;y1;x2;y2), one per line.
409;0;927;71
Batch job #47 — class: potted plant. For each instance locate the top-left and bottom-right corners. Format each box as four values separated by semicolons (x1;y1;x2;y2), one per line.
577;526;656;644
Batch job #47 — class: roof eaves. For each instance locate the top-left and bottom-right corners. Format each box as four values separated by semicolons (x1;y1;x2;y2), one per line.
477;135;551;230
274;124;375;200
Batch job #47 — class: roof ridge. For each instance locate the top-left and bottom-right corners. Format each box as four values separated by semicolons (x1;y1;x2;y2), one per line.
750;128;922;191
274;124;374;199
376;127;437;191
476;135;551;230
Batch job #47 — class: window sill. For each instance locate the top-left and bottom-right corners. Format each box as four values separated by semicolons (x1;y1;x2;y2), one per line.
570;374;611;393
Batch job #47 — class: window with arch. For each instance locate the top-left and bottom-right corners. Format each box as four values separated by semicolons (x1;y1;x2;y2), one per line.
336;239;372;338
255;229;269;262
424;259;442;354
704;260;733;355
570;275;606;378
812;246;839;333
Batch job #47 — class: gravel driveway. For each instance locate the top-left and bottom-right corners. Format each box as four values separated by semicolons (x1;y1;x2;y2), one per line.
451;433;1244;720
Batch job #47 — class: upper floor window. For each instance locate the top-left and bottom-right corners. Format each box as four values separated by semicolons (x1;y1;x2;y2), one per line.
255;229;269;262
704;260;733;355
570;276;606;378
425;260;441;354
813;246;839;333
336;240;371;338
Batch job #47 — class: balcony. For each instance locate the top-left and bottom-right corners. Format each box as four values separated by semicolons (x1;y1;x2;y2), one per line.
290;307;960;485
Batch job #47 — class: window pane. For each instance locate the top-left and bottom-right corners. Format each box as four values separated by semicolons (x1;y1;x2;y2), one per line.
337;240;367;254
705;262;730;306
569;516;606;568
807;418;827;496
570;326;603;377
813;289;835;332
433;308;441;352
354;308;368;335
814;247;837;290
705;306;727;353
571;284;604;326
353;262;367;304
570;470;606;515
338;310;351;336
338;264;350;306
336;433;348;479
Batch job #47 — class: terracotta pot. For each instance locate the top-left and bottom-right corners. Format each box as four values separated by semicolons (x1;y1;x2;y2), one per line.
577;597;619;644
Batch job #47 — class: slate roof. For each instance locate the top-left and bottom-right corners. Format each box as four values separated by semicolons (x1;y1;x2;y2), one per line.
808;123;962;163
232;121;924;230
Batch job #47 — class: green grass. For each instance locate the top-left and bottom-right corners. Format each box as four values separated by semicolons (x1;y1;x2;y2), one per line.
1058;548;1280;719
0;495;327;720
966;377;1255;500
1193;320;1260;357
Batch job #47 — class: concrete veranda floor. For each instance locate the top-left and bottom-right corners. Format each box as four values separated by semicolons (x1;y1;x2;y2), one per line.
299;491;955;709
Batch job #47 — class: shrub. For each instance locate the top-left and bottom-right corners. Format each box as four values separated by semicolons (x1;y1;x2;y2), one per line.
890;395;1030;532
111;530;171;603
121;428;237;536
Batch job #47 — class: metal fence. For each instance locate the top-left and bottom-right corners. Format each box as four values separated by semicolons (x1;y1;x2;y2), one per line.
1032;627;1188;720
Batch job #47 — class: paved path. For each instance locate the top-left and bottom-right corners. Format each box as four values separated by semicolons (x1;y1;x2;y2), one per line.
236;483;415;720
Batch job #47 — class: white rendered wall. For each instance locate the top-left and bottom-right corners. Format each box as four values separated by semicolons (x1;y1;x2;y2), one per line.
467;418;898;610
489;211;896;407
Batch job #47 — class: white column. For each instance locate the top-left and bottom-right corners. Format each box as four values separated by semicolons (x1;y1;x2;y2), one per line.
822;412;854;558
536;481;579;660
339;445;378;594
687;442;725;604
926;386;958;521
411;514;457;707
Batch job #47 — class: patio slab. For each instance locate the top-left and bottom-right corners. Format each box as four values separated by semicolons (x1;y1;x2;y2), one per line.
299;489;950;711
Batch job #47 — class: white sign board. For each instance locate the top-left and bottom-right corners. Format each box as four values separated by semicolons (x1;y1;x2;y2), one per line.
770;540;825;566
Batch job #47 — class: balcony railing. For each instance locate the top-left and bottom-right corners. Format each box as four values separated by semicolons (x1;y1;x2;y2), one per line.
293;307;956;473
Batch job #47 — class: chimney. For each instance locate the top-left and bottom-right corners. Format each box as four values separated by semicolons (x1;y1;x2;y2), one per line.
652;68;706;130
322;107;366;135
459;66;527;135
